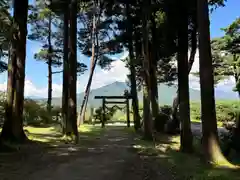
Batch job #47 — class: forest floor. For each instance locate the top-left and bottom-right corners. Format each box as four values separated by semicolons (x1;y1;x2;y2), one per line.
0;125;239;180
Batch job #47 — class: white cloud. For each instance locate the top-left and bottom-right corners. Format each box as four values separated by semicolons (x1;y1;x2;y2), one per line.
0;79;62;98
189;49;237;93
0;52;129;98
0;49;236;98
76;56;129;93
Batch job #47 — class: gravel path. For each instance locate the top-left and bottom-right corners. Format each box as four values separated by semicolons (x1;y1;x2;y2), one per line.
0;126;174;180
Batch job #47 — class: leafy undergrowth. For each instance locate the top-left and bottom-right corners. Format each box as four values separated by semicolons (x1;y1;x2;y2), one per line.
132;133;240;180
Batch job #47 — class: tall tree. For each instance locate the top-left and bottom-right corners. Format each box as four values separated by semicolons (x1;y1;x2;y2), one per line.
78;0;99;125
177;0;193;153
67;0;78;142
149;11;160;122
126;1;141;130
141;0;153;140
1;0;29;142
28;1;62;114
197;0;228;163
62;5;69;134
77;0;123;124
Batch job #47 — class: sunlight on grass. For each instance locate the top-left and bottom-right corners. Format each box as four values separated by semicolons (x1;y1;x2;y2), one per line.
24;125;104;143
24;126;60;142
132;133;240;180
78;124;92;133
24;126;55;134
191;119;223;127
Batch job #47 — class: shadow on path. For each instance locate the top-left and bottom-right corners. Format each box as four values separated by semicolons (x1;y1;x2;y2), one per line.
0;126;173;180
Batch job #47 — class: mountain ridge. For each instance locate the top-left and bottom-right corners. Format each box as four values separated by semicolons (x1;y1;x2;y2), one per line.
46;81;237;108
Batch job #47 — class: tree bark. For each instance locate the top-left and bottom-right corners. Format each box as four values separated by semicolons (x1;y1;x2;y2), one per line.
197;0;228;163
149;14;159;121
68;0;78;142
62;7;69;134
143;82;153;140
0;43;17;141
1;0;29;142
177;0;193;153
169;23;197;132
126;3;141;130
47;13;53;115
77;11;97;126
141;0;153;140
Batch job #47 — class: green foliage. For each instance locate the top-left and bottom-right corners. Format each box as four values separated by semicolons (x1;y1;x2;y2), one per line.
191;101;240;123
93;106;118;123
194;18;240;93
0;92;61;127
0;0;11;73
28;1;63;67
77;0;123;69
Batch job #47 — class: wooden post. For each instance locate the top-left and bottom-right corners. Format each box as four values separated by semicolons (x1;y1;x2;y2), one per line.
126;98;130;127
102;98;106;128
92;108;96;125
89;106;94;124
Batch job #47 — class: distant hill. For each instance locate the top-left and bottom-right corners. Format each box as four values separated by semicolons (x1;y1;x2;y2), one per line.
38;81;238;109
43;81;226;109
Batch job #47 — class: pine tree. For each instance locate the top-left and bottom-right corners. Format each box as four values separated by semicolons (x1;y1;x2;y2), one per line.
28;1;62;114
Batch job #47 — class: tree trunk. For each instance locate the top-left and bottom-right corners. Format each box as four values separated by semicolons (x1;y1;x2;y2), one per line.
169;23;197;132
78;17;96;126
141;1;153;140
0;0;29;142
62;7;69;135
47;13;52;115
126;3;141;130
77;3;99;126
197;0;228;163
68;0;78;143
177;1;193;153
149;14;159;121
143;82;153;140
0;43;17;141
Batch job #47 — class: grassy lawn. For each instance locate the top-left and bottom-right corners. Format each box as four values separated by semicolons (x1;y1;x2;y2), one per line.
131;132;240;180
23;124;104;143
191;119;224;127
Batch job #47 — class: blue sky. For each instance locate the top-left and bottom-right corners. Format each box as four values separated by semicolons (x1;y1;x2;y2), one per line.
0;0;239;97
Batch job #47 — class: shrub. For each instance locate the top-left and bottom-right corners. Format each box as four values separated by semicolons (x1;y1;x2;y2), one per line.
154;105;172;132
93;106;117;124
190;100;240;123
0;93;59;127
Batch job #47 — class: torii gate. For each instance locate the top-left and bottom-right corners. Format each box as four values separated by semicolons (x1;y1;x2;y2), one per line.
94;91;132;127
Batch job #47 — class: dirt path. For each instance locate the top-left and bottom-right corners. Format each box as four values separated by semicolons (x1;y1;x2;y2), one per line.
0;126;174;180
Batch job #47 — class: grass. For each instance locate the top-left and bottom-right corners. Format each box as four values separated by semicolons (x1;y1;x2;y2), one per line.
24;124;104;143
131;132;240;180
191;119;224;127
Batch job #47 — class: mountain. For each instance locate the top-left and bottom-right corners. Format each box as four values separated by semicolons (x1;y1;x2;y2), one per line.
214;89;239;99
51;81;129;108
44;81;238;109
50;81;198;108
